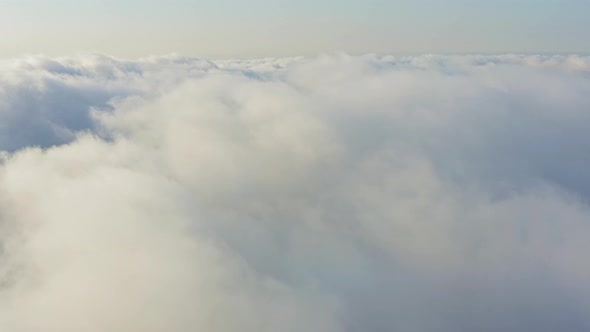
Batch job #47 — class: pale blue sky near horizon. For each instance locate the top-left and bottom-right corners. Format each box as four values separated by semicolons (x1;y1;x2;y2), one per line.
1;0;589;58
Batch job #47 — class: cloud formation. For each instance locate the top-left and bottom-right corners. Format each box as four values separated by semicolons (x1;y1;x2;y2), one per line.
1;54;590;332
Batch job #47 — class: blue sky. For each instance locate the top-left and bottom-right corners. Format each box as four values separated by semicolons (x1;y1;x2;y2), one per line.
1;0;589;57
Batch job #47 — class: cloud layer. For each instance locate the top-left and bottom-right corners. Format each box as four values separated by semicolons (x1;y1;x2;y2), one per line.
1;54;590;332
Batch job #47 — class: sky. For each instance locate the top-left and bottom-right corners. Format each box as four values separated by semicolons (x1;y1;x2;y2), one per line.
1;53;590;332
1;0;589;57
1;2;590;331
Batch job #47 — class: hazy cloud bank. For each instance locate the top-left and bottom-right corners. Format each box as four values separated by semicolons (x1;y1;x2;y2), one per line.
1;54;590;332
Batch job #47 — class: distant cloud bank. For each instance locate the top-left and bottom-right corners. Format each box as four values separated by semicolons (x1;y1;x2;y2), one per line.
1;54;590;332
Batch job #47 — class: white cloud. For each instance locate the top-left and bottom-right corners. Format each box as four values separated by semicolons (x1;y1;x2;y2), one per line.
1;54;590;331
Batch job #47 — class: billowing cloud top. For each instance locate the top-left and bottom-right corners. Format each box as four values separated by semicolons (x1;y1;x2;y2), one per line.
1;54;590;332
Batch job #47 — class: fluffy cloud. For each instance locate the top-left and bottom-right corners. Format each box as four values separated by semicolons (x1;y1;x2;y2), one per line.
1;54;590;332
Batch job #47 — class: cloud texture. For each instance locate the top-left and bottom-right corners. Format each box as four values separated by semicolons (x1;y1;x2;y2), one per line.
1;53;590;331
